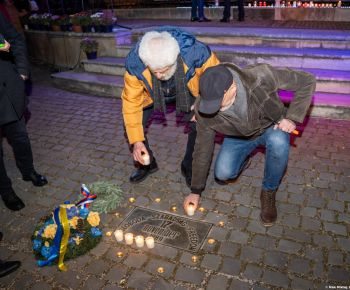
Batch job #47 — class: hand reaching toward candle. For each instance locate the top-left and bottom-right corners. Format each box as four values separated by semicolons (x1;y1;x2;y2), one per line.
133;141;149;165
183;193;200;215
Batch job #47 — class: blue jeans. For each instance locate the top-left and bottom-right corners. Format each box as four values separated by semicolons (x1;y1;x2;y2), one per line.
191;0;205;18
215;126;290;191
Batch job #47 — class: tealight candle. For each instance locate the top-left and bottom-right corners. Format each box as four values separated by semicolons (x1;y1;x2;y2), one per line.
125;233;134;245
171;206;177;212
105;231;112;237
198;207;205;212
142;153;150;165
157;267;164;274
191;255;198;263
116;251;124;258
135;235;145;247
218;221;225;227
145;236;155;249
155;198;161;203
186;203;195;216
114;229;123;242
129;197;136;203
208;238;215;244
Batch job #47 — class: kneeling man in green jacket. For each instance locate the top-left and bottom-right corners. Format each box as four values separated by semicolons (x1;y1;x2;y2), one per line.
184;63;316;226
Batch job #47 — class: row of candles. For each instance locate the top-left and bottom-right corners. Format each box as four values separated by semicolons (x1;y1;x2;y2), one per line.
113;229;155;248
248;0;344;7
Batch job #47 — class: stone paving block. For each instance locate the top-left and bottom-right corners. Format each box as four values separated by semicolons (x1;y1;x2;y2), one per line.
54;269;83;289
205;212;228;224
243;264;263;280
324;222;347;236
290;276;314;290
209;226;229;241
266;225;284;238
289;257;311;275
127;269;153;289
201;254;222;271
320;209;336;222
277;239;302;254
284;228;312;243
104;265;128;283
86;259;111;275
227;217;249;230
229;279;251;290
11;273;35;289
81;276;106;290
263;251;288;269
240;246;264;263
304;247;323;261
179;252;200;266
145;258;176;279
229;230;249;244
247;220;267;234
175;266;205;285
216;202;233;214
235;205;251;218
313;261;326;279
206;275;229;290
153;278;176;290
251;234;277;250
328;266;350;282
337;192;350;202
124;253;148;268
219;257;241;276
328;250;344;265
300;206;317;217
327;200;344;212
218;241;240;258
31;281;54;290
313;234;335;248
148;244;179;259
262;269;290;288
215;191;233;202
337;237;350;252
338;213;350;224
301;216;322;231
281;213;301;228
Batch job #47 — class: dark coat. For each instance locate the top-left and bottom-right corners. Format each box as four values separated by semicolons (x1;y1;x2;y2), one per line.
191;63;316;195
0;12;29;126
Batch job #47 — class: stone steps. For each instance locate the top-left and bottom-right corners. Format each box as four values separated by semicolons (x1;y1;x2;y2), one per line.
81;57;350;95
51;71;124;97
132;27;350;49
51;70;350;119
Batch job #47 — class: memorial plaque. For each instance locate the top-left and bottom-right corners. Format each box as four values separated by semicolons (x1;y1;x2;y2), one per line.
118;207;213;252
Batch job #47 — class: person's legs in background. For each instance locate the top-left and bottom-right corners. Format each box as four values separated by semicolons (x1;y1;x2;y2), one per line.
221;0;231;22
191;0;199;21
198;0;211;22
237;0;245;21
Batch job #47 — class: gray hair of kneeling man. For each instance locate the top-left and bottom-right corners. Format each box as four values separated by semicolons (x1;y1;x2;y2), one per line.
139;31;180;71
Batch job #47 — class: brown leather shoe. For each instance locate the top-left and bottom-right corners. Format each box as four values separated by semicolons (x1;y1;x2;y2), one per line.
260;189;277;227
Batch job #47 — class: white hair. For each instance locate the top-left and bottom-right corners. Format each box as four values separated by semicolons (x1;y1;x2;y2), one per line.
138;31;180;71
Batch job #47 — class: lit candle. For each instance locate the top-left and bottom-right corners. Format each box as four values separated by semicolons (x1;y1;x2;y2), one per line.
191;256;198;263
135;235;145;247
116;251;124;258
114;229;123;242
145;236;155;249
186;203;195;216
208;238;215;244
218;221;225;227
124;233;133;245
198;207;205;212
155;198;161;203
142;154;150;165
105;231;112;237
171;206;177;212
129;197;136;203
157;267;164;274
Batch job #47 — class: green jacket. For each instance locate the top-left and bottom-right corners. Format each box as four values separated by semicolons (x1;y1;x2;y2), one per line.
191;63;316;195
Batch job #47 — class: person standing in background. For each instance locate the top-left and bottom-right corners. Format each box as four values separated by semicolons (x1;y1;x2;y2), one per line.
220;0;245;22
191;0;211;22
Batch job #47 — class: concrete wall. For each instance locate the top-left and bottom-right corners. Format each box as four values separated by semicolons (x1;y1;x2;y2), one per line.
25;30;121;68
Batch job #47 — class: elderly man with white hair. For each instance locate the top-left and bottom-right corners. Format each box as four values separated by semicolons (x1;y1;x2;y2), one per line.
122;26;219;185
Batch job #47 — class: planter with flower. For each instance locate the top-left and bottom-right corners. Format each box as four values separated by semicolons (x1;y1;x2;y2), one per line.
80;37;99;60
99;16;115;33
38;13;52;31
90;12;103;33
50;15;61;32
32;182;124;270
58;16;71;32
80;15;93;33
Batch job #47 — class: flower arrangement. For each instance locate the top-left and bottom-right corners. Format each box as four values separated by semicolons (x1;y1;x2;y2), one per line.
32;182;124;270
80;37;99;53
32;204;102;267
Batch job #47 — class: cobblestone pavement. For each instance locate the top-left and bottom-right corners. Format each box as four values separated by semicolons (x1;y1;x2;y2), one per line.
0;66;350;290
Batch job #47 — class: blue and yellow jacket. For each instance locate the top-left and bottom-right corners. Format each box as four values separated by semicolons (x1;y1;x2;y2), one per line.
122;26;220;144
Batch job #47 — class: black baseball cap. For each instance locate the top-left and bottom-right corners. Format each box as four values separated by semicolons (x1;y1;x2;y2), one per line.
199;65;233;114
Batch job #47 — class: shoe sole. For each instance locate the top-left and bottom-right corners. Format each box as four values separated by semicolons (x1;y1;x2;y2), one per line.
129;167;159;184
260;215;276;227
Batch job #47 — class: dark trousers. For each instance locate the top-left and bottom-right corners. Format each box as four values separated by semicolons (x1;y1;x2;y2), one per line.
140;105;196;171
0;117;34;193
223;0;231;19
238;0;245;21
